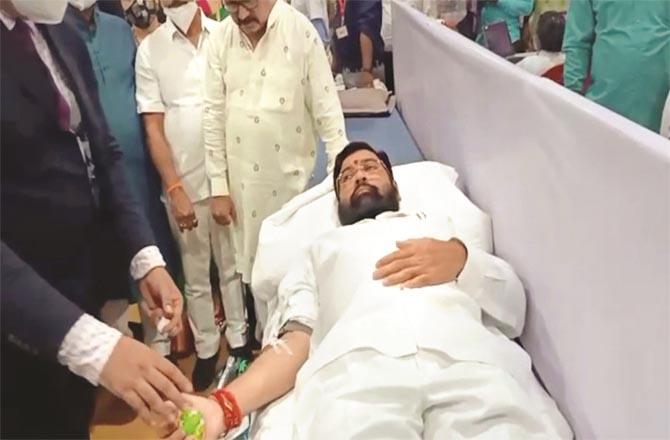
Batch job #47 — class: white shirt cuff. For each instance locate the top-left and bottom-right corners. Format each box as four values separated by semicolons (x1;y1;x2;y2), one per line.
129;245;166;281
210;176;230;197
57;314;123;386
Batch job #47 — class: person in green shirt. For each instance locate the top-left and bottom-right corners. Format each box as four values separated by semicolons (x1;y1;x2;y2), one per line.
563;0;670;132
67;1;181;326
477;0;534;51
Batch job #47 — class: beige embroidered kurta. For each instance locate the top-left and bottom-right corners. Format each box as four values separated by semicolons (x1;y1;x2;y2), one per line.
203;0;348;282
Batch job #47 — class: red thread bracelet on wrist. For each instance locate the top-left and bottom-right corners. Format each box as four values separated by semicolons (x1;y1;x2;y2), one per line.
212;388;242;431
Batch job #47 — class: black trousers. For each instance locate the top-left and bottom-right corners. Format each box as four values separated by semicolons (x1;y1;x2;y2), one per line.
1;340;95;439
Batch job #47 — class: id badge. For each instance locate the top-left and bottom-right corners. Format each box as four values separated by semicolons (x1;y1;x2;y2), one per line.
336;25;349;39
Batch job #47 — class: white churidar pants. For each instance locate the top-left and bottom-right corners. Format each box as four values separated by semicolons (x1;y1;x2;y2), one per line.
143;199;248;358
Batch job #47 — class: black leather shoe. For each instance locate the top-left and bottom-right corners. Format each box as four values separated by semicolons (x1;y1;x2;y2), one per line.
192;350;219;392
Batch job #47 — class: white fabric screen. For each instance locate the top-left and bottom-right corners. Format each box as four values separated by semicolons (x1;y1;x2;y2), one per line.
392;3;670;438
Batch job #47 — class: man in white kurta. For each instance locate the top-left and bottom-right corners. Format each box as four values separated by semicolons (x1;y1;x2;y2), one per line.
136;0;248;390
203;0;348;283
167;144;572;440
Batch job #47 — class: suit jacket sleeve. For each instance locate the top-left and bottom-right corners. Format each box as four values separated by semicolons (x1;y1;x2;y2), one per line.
1;242;84;360
46;18;156;265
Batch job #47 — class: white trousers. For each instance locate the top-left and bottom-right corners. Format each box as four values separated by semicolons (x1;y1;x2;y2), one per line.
143;199;247;358
255;348;573;439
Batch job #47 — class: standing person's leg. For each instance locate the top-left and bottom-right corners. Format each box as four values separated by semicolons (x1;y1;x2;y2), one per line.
211;217;248;351
167;199;221;390
140;303;172;356
420;350;573;439
383;50;394;92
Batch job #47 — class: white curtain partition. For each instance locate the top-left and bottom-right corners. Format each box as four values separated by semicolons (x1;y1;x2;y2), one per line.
392;2;670;438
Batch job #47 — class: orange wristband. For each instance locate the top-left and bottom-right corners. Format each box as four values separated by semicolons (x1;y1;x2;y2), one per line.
212;388;242;431
165;181;183;194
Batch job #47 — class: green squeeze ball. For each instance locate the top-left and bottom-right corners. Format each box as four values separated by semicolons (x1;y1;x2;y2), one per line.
180;409;205;440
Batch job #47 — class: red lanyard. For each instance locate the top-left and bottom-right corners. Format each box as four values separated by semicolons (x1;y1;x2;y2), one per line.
338;0;346;25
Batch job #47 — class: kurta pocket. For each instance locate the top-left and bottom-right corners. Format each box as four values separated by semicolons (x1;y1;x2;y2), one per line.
260;67;297;112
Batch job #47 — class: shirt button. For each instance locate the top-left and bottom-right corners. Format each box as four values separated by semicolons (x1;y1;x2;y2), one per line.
252;210;257;218
279;97;285;105
261;68;266;76
305;31;310;37
239;41;244;48
241;182;245;190
275;144;281;151
240;89;245;97
317;119;322;126
284;46;289;53
272;190;277;197
236;136;241;143
296;126;302;134
324;86;330;92
253;163;260;171
254;116;260;123
310;150;316;157
293;170;300;176
338;129;344;136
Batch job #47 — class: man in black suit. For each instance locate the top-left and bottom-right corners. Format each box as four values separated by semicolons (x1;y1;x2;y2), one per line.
0;0;193;437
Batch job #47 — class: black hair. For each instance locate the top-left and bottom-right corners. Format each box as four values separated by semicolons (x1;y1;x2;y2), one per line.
333;142;393;196
537;11;566;52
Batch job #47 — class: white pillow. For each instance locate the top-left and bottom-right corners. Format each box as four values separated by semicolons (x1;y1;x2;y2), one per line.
250;161;491;334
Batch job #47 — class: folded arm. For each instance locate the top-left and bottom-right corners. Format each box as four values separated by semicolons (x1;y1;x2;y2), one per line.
455;245;525;338
375;237;525;338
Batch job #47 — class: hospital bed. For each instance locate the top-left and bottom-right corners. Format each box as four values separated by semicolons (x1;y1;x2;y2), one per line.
217;3;670;438
248;160;478;440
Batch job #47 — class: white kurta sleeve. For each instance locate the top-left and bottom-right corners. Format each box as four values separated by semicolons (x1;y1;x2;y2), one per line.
262;249;319;349
456;245;526;339
203;26;230;197
304;28;348;172
135;41;165;114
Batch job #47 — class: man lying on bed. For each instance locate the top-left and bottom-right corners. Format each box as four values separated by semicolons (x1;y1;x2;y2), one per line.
162;142;572;440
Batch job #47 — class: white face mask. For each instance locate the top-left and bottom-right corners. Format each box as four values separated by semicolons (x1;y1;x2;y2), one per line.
69;0;97;11
164;2;198;34
11;0;69;24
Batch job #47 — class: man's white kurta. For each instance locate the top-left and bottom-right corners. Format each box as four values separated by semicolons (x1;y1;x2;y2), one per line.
203;1;348;281
255;209;572;439
136;14;220;203
265;210;531;380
